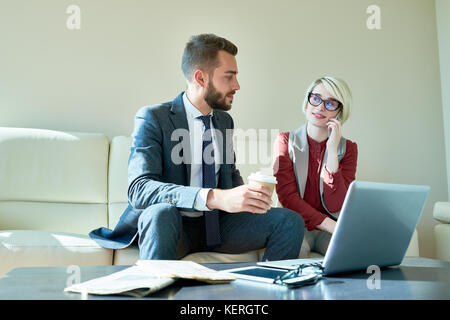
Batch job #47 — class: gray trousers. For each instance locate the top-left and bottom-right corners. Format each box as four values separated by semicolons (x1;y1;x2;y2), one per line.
137;203;305;261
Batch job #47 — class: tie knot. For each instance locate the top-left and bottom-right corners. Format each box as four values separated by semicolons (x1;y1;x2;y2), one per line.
198;115;212;129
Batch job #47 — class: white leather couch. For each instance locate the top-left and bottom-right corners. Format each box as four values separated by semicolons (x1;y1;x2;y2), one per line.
433;202;450;261
0;127;419;277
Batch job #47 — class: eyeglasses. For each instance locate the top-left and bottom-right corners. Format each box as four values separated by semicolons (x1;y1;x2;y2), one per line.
308;92;342;111
273;262;324;288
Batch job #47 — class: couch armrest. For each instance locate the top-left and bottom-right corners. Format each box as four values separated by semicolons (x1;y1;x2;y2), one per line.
433;202;450;261
433;202;450;223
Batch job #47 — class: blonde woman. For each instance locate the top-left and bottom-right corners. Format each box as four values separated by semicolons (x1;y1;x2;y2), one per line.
273;77;358;256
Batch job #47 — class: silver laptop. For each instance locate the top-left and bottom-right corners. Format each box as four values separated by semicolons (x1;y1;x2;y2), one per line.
258;180;430;276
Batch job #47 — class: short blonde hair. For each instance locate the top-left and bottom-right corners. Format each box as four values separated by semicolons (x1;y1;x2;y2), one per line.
302;77;352;124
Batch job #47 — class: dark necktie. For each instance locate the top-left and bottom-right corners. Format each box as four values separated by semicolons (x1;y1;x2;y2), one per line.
198;115;221;249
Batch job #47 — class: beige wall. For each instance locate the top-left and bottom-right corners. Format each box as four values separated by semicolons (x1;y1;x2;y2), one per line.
0;0;447;258
436;0;450;201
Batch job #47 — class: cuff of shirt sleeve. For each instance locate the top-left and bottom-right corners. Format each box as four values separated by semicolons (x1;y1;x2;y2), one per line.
323;165;342;186
308;213;328;231
194;188;212;211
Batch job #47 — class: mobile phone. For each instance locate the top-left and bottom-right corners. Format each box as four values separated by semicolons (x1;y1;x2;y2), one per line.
335;111;341;121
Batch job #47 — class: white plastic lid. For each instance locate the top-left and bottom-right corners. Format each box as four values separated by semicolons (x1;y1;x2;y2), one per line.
248;171;277;184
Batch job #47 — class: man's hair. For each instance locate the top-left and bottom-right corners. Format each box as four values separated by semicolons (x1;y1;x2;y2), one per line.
181;34;238;81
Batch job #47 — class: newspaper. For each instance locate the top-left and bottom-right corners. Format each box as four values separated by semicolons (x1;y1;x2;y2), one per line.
64;260;235;297
135;260;236;284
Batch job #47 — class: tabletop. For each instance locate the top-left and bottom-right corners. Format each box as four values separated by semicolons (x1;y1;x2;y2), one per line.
0;257;448;300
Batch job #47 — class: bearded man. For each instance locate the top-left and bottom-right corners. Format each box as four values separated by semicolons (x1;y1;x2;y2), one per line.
90;34;304;261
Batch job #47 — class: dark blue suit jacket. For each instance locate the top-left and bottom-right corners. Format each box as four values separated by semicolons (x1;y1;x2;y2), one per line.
89;92;244;249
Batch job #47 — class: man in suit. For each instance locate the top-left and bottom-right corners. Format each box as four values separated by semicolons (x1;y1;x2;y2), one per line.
90;34;304;261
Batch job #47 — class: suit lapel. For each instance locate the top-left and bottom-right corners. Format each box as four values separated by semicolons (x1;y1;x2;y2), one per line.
291;124;309;198
169;92;192;185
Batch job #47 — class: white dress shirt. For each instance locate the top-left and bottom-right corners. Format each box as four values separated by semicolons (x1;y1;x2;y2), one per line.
180;92;221;217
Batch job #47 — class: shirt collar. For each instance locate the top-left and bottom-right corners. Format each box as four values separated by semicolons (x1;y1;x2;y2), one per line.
183;92;213;120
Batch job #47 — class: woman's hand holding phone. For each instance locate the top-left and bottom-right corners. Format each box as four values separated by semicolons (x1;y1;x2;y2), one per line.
326;115;342;154
325;115;341;173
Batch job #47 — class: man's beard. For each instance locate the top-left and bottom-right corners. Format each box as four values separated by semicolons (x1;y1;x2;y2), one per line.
204;81;234;111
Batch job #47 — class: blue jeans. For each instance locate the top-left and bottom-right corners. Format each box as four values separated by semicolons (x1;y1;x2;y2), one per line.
137;203;305;261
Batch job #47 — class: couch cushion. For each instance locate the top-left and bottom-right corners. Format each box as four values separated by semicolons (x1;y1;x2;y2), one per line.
113;244;320;264
112;242;319;265
0;230;113;278
0;127;109;204
183;251;260;263
107;136;131;230
108;136;131;205
0;202;107;235
112;245;260;265
112;245;140;265
108;203;129;230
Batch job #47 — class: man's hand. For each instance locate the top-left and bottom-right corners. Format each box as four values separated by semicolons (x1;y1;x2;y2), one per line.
206;184;273;214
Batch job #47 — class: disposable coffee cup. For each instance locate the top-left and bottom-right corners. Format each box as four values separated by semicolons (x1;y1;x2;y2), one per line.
248;172;278;192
